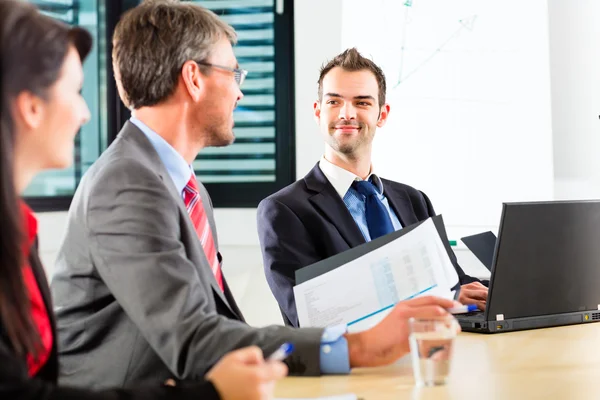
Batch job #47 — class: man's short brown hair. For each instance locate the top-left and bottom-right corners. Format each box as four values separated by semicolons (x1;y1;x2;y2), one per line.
113;0;236;109
317;48;387;107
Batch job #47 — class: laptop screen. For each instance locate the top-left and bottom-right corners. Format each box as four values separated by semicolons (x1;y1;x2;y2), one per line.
487;201;600;320
461;231;497;271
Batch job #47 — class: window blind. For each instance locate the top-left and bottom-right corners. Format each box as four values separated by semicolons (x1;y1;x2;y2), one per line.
194;0;277;183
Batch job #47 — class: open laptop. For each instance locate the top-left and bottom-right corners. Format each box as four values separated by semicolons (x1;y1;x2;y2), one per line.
460;231;497;271
457;200;600;333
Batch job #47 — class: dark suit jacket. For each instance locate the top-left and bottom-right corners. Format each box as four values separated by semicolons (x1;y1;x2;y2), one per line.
0;241;220;399
257;163;479;327
51;122;324;389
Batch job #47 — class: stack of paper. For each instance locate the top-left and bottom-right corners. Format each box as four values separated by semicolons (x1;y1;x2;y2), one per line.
293;217;459;331
276;395;358;400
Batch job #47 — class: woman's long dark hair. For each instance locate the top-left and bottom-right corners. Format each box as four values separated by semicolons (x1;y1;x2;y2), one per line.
0;0;91;357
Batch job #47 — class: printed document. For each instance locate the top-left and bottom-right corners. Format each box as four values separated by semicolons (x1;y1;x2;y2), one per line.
293;218;458;329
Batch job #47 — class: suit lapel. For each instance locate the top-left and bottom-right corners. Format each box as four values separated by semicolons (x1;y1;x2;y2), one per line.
120;123;238;317
29;242;55;332
191;185;242;319
196;181;219;250
174;192;240;318
305;164;365;248
29;243;60;380
222;277;245;322
382;180;419;227
195;178;245;320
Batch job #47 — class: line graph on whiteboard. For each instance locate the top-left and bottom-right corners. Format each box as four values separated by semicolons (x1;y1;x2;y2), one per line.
394;0;478;88
357;0;553;228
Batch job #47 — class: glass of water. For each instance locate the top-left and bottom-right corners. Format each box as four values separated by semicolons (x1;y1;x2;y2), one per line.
408;315;459;386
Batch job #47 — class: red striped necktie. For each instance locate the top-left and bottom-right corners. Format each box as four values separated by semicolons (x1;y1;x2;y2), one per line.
183;175;224;292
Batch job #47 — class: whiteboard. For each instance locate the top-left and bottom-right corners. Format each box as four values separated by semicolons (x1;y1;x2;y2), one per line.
341;0;554;228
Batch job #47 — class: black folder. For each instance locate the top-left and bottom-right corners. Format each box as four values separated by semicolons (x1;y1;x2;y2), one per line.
295;214;458;287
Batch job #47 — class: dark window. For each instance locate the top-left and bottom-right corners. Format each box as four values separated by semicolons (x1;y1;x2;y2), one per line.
191;0;296;206
25;0;295;210
25;0;111;211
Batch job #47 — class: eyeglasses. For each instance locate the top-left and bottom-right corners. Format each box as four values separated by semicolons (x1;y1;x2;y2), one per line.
195;61;248;87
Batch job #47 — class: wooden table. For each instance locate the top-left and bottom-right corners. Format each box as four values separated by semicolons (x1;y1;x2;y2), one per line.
275;323;600;400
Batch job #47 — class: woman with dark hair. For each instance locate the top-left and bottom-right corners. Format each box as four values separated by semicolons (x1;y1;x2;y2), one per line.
0;1;286;399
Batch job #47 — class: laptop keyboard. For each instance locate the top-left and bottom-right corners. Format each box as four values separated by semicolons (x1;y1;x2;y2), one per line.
458;311;485;320
463;311;484;317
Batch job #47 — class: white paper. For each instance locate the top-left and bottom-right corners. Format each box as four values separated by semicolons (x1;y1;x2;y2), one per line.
293;219;459;330
276;395;357;400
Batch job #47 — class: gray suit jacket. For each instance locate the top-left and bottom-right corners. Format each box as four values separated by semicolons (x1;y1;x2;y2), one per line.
51;122;324;389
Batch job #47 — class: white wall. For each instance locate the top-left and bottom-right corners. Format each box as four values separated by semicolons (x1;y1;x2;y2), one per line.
294;0;344;178
548;0;600;199
341;0;554;237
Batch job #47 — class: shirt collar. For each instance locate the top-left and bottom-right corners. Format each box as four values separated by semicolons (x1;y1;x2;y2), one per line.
318;156;384;199
129;116;193;194
20;201;38;256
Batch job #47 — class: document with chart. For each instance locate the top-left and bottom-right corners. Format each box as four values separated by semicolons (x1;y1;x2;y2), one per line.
293;216;459;331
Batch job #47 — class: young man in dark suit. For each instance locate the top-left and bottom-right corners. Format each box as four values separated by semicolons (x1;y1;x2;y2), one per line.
258;48;488;327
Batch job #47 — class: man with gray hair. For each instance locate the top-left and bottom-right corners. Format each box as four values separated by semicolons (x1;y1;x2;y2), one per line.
51;0;457;389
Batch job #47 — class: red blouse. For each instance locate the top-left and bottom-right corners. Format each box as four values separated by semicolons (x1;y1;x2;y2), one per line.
20;201;53;376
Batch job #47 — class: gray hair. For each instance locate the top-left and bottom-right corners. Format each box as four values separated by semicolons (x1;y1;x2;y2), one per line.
113;0;237;109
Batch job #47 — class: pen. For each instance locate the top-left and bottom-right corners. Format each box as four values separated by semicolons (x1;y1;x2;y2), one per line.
447;304;478;314
267;342;294;362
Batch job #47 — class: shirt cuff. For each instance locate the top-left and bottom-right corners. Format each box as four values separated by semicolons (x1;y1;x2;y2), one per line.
319;325;351;374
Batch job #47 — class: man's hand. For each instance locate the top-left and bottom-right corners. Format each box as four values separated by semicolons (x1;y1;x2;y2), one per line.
345;296;460;368
458;281;488;310
206;346;288;400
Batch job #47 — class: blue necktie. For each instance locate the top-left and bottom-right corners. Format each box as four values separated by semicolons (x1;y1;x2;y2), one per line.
352;179;395;240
